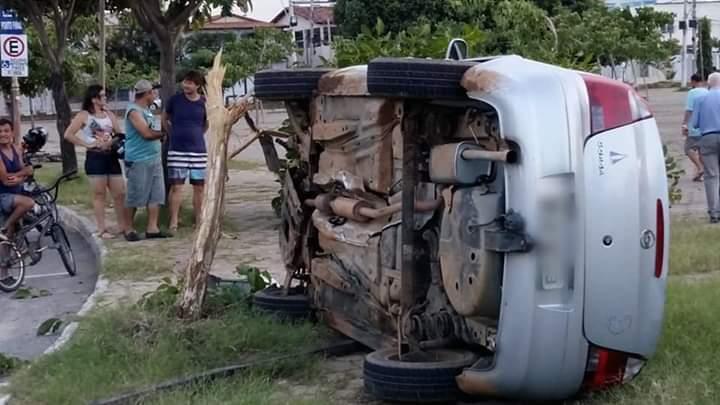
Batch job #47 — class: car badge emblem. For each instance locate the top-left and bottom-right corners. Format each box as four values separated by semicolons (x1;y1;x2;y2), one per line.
640;229;655;249
610;151;627;165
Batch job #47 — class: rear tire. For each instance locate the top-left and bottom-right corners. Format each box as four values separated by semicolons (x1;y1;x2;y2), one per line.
51;224;76;276
367;57;477;100
252;285;312;320
254;69;333;101
0;240;25;292
363;348;477;403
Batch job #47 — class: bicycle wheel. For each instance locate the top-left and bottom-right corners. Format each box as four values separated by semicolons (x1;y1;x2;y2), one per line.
0;240;25;292
51;223;76;276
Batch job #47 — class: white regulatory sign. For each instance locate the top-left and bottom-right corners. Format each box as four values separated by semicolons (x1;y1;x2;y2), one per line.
0;34;28;77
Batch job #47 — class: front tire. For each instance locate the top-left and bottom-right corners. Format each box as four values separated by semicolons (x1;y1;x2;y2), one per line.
51;224;76;276
252;285;312;320
363;348;477;403
0;240;25;292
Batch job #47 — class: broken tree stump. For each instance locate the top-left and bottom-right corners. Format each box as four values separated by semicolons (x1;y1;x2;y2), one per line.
177;51;251;320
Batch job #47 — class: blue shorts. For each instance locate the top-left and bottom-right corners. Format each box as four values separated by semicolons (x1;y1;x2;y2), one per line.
168;167;205;185
125;158;165;208
0;193;16;214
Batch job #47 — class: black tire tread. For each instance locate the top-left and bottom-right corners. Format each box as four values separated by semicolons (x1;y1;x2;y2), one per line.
362;348;477;403
367;57;477;100
254;69;334;100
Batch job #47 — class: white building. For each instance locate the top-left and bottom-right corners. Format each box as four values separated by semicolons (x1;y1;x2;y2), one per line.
271;3;337;67
606;0;720;83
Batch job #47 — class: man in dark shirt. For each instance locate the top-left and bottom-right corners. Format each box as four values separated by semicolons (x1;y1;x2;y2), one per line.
162;71;208;233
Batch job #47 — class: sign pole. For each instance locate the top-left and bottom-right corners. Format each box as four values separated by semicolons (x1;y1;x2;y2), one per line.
10;75;20;143
98;0;105;88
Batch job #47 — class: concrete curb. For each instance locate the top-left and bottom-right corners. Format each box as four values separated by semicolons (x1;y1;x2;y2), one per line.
44;207;108;354
0;206;107;405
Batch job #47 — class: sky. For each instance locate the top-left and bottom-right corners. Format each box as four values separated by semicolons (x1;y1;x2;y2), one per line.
243;0;287;21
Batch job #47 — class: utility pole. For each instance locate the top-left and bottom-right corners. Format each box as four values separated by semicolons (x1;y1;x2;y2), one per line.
288;0;297;66
98;0;106;88
10;77;20;143
681;0;688;88
310;0;315;66
691;0;698;77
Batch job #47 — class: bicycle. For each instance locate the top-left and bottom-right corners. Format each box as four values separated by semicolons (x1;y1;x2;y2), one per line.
0;162;78;292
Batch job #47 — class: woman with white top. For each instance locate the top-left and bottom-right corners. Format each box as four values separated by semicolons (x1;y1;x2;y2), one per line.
64;85;129;239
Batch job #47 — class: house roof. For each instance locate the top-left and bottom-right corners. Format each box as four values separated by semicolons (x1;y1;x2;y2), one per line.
201;14;281;31
271;6;335;25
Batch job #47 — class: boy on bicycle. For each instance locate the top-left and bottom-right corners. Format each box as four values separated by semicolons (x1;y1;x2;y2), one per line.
0;118;34;238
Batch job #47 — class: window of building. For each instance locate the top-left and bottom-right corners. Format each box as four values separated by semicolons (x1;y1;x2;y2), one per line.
294;31;304;49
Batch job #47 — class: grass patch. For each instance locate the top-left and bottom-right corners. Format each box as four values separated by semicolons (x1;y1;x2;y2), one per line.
32;163;91;208
582;277;720;405
0;353;26;378
146;374;333;405
8;290;322;405
102;245;174;280
227;159;265;171
670;220;720;276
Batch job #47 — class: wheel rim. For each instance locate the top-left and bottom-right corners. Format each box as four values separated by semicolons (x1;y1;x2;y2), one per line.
0;241;25;291
52;225;76;276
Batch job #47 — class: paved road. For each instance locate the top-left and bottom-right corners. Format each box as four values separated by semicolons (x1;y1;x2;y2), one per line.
0;229;97;360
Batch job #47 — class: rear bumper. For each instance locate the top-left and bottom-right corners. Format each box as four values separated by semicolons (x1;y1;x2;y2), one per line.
457;286;589;399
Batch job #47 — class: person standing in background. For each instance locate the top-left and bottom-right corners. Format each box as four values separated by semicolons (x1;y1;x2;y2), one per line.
64;85;128;239
682;74;708;182
123;80;169;240
690;72;720;223
162;71;208;234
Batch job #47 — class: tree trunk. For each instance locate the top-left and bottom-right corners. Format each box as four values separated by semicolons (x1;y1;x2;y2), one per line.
159;36;178;196
48;70;77;173
177;52;250;320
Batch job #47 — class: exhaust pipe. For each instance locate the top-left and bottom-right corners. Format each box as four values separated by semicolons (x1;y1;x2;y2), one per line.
461;148;518;164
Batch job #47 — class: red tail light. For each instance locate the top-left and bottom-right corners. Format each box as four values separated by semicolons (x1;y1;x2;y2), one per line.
655;199;665;278
581;74;653;135
584;348;627;391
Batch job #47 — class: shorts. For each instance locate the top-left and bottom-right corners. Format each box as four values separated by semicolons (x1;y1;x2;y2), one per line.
125;158;165;208
0;194;16;214
85;151;122;177
168;167;205;186
685;136;701;154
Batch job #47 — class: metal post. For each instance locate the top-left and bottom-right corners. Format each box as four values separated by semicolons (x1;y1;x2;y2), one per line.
288;0;297;65
691;0;697;77
10;76;20;143
310;0;314;66
681;0;688;88
98;0;106;88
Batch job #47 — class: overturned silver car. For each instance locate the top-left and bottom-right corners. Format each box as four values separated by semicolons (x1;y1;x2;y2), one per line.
253;49;669;402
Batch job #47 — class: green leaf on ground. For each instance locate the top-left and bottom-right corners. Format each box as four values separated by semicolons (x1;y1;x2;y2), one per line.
37;318;63;336
12;288;32;300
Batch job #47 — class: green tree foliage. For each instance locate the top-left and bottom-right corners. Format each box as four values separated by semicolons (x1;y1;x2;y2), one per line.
179;29;294;88
335;0;453;37
697;17;714;79
334;0;676;75
334;20;485;67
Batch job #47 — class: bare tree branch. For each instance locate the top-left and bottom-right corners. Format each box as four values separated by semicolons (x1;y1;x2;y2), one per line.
169;0;204;29
22;2;60;68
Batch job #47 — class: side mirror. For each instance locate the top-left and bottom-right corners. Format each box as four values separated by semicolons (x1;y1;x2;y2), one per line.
445;38;468;61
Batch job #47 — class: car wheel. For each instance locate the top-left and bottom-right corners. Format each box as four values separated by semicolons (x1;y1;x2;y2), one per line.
252;285;312;320
254;69;334;101
363;348;477;403
367;57;477;100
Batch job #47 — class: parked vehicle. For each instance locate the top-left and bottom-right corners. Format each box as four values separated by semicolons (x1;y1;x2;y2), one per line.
253;44;669;402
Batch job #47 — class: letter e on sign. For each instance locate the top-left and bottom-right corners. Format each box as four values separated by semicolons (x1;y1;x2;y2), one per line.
1;34;26;60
